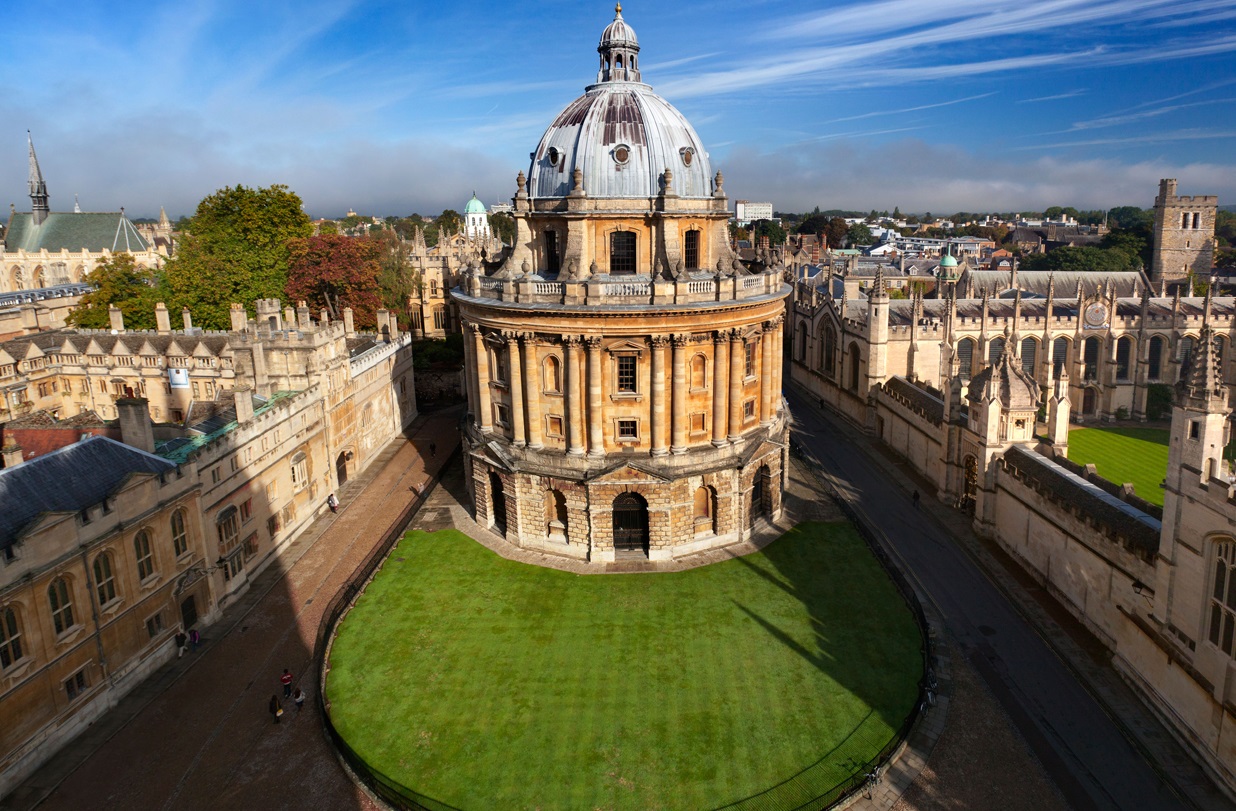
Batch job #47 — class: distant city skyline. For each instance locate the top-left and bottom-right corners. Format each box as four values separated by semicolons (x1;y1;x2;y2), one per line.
4;0;1236;220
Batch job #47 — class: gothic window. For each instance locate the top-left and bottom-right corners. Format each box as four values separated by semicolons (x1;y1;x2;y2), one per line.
610;232;637;275
1116;337;1133;381
690;354;707;389
1209;538;1236;657
135;530;156;581
823;326;836;376
1148;336;1164;380
93;554;118;605
797;322;808;362
1179;336;1197;380
1020;337;1037;376
544;355;562;393
1053;337;1070;379
1083;337;1100;381
957;338;975;381
684;230;700;270
988;337;1005;366
433;306;446;330
48;578;74;635
0;607;23;668
848;342;861;391
171;510;189;557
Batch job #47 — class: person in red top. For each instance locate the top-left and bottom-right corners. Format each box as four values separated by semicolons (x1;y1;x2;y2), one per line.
280;668;293;698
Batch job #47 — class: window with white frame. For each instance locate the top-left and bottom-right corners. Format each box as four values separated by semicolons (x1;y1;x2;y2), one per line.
290;452;308;491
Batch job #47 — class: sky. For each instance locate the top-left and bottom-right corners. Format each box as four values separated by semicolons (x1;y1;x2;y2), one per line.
4;0;1236;220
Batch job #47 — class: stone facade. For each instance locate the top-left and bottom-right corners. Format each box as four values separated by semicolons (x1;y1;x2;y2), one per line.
453;7;789;564
1152;178;1217;286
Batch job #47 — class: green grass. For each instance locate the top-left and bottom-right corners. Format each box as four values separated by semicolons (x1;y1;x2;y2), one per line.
325;523;922;811
1068;426;1170;505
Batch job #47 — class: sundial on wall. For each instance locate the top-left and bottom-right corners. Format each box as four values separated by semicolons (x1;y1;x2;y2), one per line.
1083;300;1109;330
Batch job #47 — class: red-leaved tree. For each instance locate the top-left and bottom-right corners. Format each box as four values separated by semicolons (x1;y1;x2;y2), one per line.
286;234;384;328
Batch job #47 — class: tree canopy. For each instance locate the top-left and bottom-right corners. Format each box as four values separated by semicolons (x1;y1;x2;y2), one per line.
163;185;312;329
489;212;516;246
845;223;875;247
286;234;384;329
66;253;161;330
370;230;420;327
1019;245;1141;274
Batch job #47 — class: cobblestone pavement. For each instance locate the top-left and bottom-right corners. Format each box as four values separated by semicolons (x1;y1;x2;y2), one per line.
9;408;462;811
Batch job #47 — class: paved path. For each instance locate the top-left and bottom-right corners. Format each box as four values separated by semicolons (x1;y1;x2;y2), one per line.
787;386;1228;811
7;409;462;811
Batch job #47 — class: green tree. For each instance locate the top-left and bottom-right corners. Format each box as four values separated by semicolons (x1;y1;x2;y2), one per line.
66;253;161;330
436;209;463;236
489;212;516;245
371;230;419;327
1019;246;1139;273
753;219;786;245
163;185;312;329
286;234;384;328
796;212;831;237
825;217;848;249
318;221;339;235
1100;227;1151;269
845;223;874;246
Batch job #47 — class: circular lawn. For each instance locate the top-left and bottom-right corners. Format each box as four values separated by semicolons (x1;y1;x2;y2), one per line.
324;521;922;810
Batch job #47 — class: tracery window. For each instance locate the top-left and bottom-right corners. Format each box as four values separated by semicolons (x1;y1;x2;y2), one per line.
1209;538;1236;657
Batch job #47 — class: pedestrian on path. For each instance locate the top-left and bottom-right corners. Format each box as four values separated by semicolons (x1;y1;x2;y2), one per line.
188;628;201;651
327;492;339;514
269;695;283;724
912;490;920;510
175;630;188;658
280;668;294;698
293;688;306;712
429;441;437;458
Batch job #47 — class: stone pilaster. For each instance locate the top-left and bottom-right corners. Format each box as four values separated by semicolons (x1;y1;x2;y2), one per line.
523;333;543;449
728;329;745;442
671;333;689;453
565;336;585;457
505;331;526;447
586;336;604;457
651;335;669;456
712;332;729;447
759;324;774;425
474;326;493;433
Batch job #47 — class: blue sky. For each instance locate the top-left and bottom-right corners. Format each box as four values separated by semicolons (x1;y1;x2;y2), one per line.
4;1;1236;220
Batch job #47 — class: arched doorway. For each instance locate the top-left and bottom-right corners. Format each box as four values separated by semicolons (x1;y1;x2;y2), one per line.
1083;387;1098;416
336;451;350;486
750;465;771;528
612;492;649;557
489;472;507;535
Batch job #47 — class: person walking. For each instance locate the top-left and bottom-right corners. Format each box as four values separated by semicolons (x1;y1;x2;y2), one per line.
269;695;283;724
293;687;306;712
280;668;294;698
188;628;201;651
327;493;339;514
429;441;437;458
911;490;920;510
174;630;188;658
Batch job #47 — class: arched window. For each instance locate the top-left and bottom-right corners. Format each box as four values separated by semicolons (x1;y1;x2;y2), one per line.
1179;336;1197;380
848;342;861;391
0;607;23;668
797;322;808;362
823;326;836;375
48;578;74;635
1083;336;1100;381
690;354;707;389
988;337;1005;366
544;355;562;393
693;485;717;535
1020;337;1037;376
1116;337;1133;381
684;229;700;270
957;338;975;381
93;554;117;605
1148;335;1164;380
134;530;155;581
610;231;637;275
1209;537;1236;657
171;510;189;557
290;451;308;491
1052;337;1069;379
217;507;240;553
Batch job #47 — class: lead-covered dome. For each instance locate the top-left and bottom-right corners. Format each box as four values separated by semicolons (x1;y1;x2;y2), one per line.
527;7;714;200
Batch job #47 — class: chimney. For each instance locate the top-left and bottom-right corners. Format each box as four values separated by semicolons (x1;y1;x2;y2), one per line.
233;385;254;423
108;305;125;332
155;302;171;333
115;398;155;453
1;439;23;468
229;303;248;332
343;308;356;337
182;308;193;331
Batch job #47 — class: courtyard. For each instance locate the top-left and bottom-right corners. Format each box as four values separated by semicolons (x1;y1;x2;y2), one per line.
324;522;923;810
1067;425;1173;505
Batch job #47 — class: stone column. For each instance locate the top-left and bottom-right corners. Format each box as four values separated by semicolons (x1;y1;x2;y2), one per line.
462;321;477;425
671;334;689;453
565;337;585;457
474;326;493;433
773;317;784;415
586;336;604;458
523;334;543;449
650;335;669;456
728;329;745;442
712;331;729;447
505;331;526;447
759;324;774;425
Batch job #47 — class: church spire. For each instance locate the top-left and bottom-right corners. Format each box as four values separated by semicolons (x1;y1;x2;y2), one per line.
28;131;49;226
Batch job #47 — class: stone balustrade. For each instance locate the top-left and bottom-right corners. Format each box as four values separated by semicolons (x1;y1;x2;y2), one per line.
457;268;784;309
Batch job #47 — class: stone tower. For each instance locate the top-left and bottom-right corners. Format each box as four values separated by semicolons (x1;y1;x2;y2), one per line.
1151;178;1217;286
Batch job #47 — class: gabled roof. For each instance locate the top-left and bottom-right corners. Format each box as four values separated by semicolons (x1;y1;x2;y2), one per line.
5;212;150;253
0;436;176;549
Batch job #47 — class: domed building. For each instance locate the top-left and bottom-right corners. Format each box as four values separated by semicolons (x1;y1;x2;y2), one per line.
463;193;489;240
452;5;791;563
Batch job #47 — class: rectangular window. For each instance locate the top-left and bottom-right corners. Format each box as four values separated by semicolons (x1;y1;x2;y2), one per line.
267;515;281;538
211;468;220;484
495;403;510;428
617;419;638;440
243;533;259;560
745;342;757;378
743;400;756;420
617;356;637;393
610;231;637;275
240;498;252;523
544;230;560;275
222;550;245;582
684;229;700;270
145;612;164;638
65;669;89;701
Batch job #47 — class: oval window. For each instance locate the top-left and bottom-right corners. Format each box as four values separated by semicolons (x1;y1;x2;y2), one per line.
547;146;560;165
613;144;630;165
680;147;694;167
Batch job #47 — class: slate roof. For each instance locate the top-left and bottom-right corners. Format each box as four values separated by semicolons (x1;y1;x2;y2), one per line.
961;269;1149;299
4;212;149;253
0;436;176;549
884;377;945;423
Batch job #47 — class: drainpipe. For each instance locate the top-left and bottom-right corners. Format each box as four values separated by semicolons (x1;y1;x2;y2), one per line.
79;545;112;686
